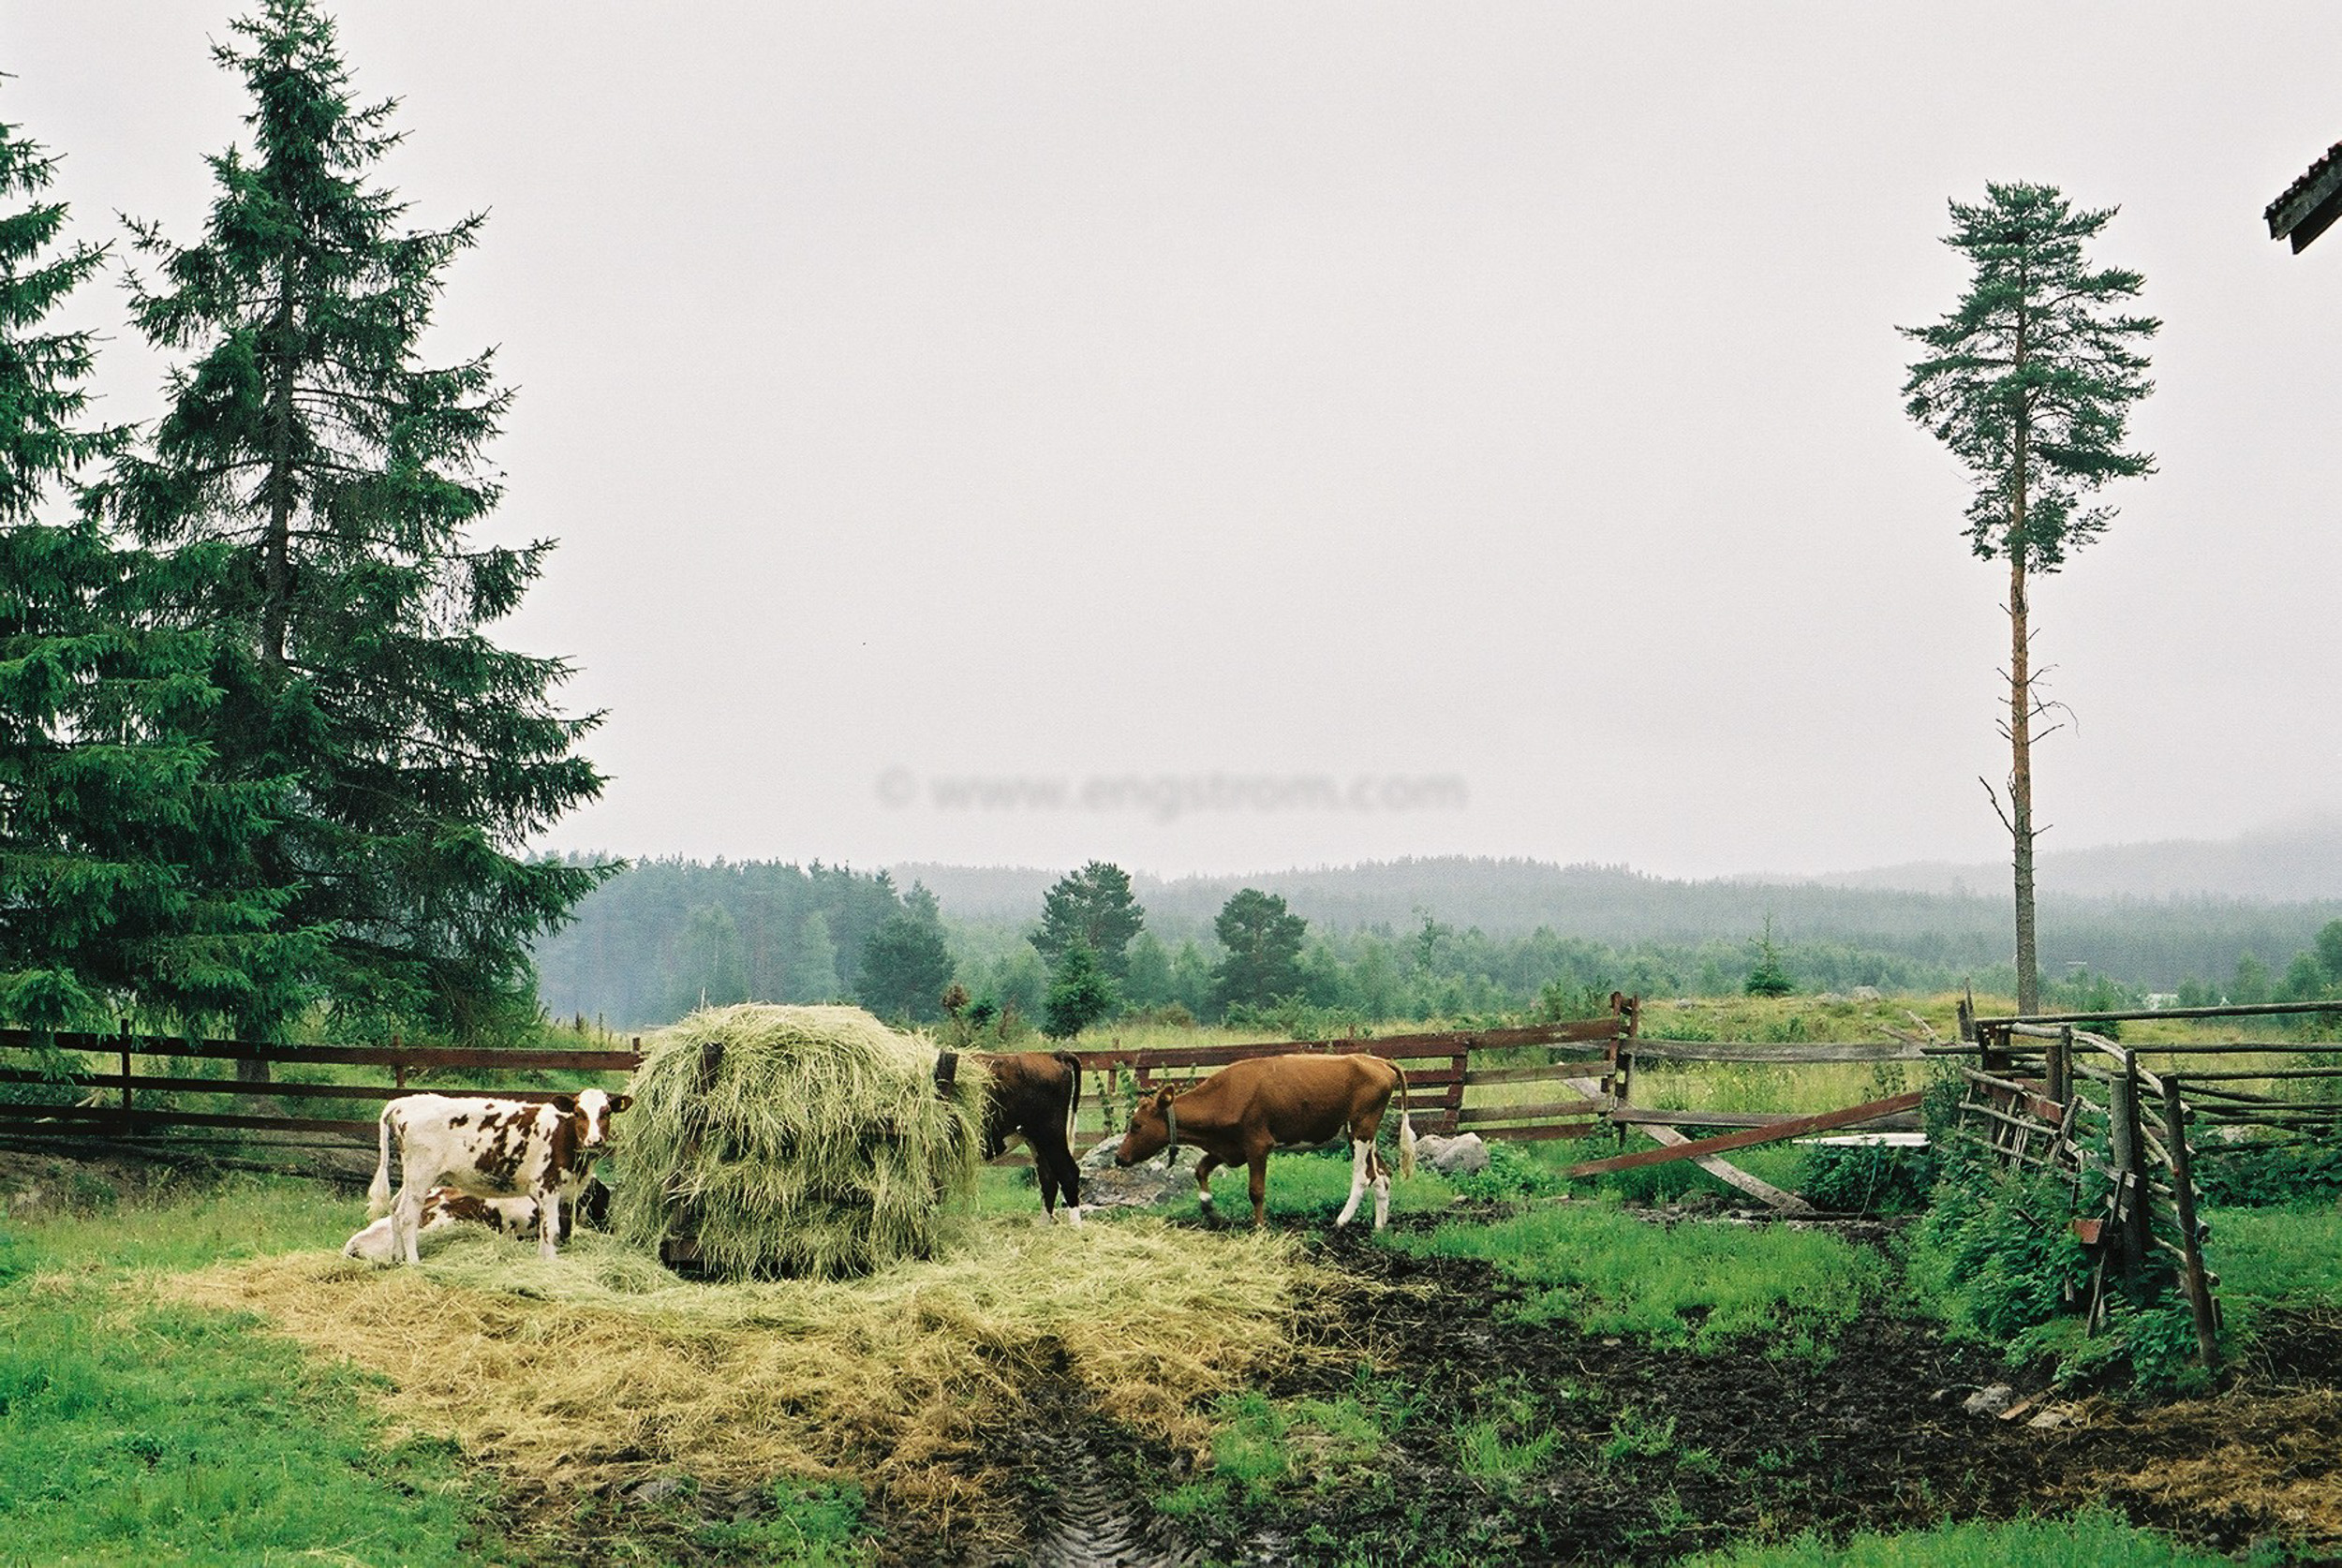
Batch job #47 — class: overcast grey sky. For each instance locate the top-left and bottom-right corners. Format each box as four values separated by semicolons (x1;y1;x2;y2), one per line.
12;4;2341;880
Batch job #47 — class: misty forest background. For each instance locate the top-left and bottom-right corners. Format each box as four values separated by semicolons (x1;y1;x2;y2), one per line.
533;823;2342;1034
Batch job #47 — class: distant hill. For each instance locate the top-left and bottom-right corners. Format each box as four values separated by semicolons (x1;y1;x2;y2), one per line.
891;852;2342;985
532;838;2342;1028
1794;818;2342;902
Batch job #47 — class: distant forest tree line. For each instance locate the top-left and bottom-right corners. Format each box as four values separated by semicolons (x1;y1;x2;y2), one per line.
532;855;2342;1034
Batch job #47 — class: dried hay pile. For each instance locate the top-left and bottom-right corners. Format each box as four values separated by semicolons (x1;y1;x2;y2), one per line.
167;1219;1323;1536
610;1003;986;1280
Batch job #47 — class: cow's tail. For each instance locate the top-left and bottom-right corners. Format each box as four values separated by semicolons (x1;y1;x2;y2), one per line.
367;1105;394;1219
1054;1051;1083;1148
1395;1064;1418;1180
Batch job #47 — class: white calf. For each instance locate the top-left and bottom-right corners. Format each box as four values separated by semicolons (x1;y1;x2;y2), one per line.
366;1088;630;1265
343;1188;543;1261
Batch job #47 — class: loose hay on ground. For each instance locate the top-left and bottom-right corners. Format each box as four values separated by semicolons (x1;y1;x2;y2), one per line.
166;1220;1326;1537
611;1004;987;1280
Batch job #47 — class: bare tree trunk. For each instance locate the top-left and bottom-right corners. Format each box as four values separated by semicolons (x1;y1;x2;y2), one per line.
2008;542;2039;1014
2007;377;2040;1015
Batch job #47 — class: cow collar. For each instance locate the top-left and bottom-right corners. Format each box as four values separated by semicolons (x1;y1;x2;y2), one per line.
1163;1094;1180;1168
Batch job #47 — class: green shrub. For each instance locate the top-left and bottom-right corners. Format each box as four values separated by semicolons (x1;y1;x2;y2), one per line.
1906;1167;2090;1342
2192;1138;2342;1208
1451;1141;1570;1204
1798;1142;1935;1214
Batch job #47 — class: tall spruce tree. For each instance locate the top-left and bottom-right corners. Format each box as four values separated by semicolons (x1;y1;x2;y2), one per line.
1032;861;1146;983
91;0;612;1037
1208;888;1308;1018
1901;183;2157;1014
0;99;316;1032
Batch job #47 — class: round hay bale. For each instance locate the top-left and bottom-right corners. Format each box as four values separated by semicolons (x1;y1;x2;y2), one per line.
610;1003;987;1280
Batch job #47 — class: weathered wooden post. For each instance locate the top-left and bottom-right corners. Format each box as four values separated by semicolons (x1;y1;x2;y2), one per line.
2047;1025;2072;1113
2158;1076;2221;1371
2107;1059;2146;1281
117;1018;132;1126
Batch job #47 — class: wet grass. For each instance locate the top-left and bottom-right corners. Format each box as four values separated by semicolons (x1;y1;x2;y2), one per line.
1386;1196;1893;1356
0;1173;498;1568
1676;1510;2245;1567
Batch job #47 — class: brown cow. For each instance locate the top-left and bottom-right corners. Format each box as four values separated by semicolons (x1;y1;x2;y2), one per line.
1114;1053;1416;1230
979;1050;1085;1223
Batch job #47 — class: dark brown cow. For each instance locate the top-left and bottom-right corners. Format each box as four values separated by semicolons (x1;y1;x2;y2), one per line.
979;1050;1085;1223
1114;1053;1416;1229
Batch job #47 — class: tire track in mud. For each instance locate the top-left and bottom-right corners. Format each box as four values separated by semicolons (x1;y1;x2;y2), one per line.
1029;1432;1191;1568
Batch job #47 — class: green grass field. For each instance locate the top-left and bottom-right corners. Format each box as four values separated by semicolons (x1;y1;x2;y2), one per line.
6;983;2340;1567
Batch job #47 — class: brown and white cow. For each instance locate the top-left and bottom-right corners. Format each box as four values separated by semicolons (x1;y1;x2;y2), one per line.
1114;1053;1416;1230
366;1088;630;1264
343;1188;545;1261
978;1050;1085;1224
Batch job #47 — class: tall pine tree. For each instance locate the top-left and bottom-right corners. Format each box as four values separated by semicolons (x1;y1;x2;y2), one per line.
0;97;314;1032
1902;184;2157;1014
1031;861;1146;983
92;0;612;1038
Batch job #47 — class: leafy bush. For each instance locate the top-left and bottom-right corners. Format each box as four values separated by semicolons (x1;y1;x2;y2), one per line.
1534;981;1617;1023
2192;1138;2342;1208
1451;1141;1570;1204
1906;1167;2091;1341
0;1038;85;1108
1905;1164;2207;1390
1798;1142;1935;1215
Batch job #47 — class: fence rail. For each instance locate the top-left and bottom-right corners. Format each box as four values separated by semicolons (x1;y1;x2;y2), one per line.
1;999;1959;1206
0;1028;643;1172
1941;999;2342;1369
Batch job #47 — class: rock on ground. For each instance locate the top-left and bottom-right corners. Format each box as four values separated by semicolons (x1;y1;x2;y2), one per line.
1415;1132;1490;1176
1075;1136;1191;1210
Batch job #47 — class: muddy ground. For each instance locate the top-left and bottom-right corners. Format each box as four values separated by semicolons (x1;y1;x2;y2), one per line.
505;1209;2342;1567
16;1142;2334;1567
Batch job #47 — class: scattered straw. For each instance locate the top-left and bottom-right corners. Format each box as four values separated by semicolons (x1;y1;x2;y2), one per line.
167;1220;1325;1534
611;1004;986;1280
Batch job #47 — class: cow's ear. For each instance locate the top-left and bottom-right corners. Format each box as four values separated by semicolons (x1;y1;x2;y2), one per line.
611;1093;633;1113
1152;1086;1175;1110
550;1094;577;1116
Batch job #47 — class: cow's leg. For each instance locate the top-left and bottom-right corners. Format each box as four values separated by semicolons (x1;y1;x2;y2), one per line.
1371;1145;1393;1230
538;1188;562;1260
1193;1153;1223;1220
1335;1136;1374;1227
1248;1154;1269;1228
1046;1140;1083;1226
1032;1141;1061;1225
393;1181;426;1265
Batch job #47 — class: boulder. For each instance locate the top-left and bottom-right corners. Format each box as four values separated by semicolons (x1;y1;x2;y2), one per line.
1075;1135;1192;1210
1416;1132;1490;1177
1961;1383;2015;1417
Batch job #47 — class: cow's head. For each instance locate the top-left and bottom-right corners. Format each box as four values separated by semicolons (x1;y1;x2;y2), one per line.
564;1088;633;1152
1114;1086;1179;1168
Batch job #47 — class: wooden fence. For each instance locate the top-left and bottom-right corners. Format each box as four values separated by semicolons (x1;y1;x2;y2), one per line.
0;998;1940;1205
0;1026;641;1172
1065;1013;1626;1144
1938;998;2342;1369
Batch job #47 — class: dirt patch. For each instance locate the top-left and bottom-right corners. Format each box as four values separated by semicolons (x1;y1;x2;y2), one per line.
1112;1229;2342;1567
